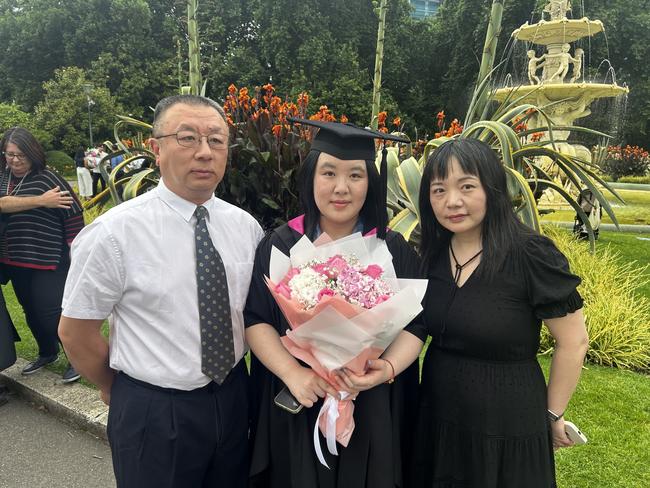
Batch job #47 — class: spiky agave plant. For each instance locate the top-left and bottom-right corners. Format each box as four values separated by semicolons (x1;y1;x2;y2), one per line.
83;115;157;209
384;78;623;251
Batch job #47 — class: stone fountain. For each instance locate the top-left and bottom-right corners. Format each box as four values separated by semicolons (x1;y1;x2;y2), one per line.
494;0;628;165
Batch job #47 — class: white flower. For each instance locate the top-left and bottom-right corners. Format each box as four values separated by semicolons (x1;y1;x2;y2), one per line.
288;268;328;309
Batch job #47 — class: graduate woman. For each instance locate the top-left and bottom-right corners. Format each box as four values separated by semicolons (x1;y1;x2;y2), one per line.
244;119;426;488
339;138;589;487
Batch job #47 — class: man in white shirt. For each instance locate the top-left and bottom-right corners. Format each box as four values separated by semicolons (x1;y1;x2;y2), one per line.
59;95;264;488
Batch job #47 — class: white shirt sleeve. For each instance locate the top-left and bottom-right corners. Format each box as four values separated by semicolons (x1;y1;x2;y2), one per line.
62;220;125;319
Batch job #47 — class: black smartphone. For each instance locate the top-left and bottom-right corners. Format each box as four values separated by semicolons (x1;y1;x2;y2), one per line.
274;386;303;414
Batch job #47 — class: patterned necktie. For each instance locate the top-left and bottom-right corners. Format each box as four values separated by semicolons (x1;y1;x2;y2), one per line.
194;205;234;384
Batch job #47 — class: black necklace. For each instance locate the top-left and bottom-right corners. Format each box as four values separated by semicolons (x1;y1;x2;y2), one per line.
449;245;483;285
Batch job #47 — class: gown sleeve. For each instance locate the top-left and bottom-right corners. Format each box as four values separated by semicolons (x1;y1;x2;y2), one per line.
523;234;584;320
243;231;280;329
385;231;428;342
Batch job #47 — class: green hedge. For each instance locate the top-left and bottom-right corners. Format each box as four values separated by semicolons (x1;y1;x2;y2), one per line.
617;175;650;184
542;226;650;371
45;150;75;178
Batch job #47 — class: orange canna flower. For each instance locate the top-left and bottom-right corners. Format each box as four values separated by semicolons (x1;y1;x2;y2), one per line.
286;102;299;117
392;116;401;127
377;111;387;127
530;132;543;142
298;92;310;108
270;96;282;114
340;115;349;124
251;98;258;108
272;124;282;138
228;84;237;94
262;83;274;94
436;111;445;129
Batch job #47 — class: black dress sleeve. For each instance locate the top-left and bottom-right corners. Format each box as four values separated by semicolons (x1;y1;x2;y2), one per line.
385;231;428;342
523;234;584;320
243;231;279;329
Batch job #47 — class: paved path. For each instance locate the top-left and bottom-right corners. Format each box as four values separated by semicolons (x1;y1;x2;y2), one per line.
0;394;114;488
551;222;650;233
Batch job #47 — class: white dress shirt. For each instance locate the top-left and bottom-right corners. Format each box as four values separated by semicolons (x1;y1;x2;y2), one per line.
62;180;264;390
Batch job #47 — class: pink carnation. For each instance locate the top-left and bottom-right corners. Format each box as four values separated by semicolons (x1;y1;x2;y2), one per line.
312;263;338;279
317;288;335;301
364;264;383;279
327;255;349;274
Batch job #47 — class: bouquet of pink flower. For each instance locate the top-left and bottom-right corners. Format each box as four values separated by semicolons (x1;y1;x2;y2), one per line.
265;232;427;467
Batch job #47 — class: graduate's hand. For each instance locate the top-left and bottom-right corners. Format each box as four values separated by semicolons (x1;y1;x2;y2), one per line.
551;418;574;450
284;366;339;408
334;359;392;392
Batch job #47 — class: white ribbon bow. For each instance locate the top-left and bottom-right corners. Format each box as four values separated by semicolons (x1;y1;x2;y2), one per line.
313;391;351;468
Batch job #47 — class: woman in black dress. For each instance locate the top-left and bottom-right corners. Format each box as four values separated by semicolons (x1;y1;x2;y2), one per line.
341;138;589;487
244;119;423;488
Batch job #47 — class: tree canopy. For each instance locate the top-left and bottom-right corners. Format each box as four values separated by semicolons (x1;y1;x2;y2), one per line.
0;0;647;151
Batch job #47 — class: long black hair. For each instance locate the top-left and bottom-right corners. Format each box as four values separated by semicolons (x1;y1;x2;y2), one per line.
298;149;387;239
0;127;47;174
418;138;536;279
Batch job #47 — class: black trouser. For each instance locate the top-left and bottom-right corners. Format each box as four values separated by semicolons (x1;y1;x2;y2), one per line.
6;263;68;358
108;361;250;488
91;171;106;196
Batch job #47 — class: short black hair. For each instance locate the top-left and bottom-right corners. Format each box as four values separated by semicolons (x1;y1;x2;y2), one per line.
152;95;227;136
298;149;387;239
0;127;47;174
418;138;535;279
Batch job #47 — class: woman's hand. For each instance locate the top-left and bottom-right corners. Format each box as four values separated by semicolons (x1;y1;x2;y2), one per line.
334;359;392;393
550;418;574;450
39;186;74;209
283;366;339;408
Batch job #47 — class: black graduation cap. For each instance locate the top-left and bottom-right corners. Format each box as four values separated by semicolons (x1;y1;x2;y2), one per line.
287;117;409;237
287;117;409;162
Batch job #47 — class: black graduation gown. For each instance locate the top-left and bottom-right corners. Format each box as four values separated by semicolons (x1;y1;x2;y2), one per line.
244;223;426;488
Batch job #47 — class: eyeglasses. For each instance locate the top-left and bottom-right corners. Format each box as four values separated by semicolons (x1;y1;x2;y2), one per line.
2;151;27;162
155;130;229;150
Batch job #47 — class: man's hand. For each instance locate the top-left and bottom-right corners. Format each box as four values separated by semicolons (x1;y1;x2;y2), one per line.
283;366;339;408
100;388;111;406
39;186;74;208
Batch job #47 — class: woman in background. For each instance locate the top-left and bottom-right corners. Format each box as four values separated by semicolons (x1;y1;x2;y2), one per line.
74;145;92;200
0;127;84;383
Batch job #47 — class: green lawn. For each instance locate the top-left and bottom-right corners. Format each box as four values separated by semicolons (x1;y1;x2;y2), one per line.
597;230;650;298
538;355;650;488
540;189;650;226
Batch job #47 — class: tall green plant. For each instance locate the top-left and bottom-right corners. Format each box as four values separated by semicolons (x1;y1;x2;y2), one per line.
469;0;504;126
370;0;388;130
187;0;202;96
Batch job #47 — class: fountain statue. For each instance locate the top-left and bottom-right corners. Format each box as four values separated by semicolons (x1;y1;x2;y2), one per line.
494;0;628;165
